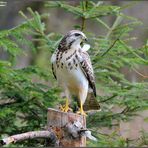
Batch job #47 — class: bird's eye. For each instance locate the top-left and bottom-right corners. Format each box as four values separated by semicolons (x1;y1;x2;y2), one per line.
75;33;81;37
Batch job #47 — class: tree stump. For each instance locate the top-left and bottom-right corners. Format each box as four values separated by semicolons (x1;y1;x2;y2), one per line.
47;108;86;147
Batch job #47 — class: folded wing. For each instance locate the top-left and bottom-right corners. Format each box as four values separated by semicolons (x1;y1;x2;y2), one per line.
78;51;100;111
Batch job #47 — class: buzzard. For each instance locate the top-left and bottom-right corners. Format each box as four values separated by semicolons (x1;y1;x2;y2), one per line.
51;30;100;115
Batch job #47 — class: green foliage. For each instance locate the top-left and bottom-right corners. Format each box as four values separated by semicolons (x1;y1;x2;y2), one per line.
45;1;120;19
0;7;61;147
0;1;148;147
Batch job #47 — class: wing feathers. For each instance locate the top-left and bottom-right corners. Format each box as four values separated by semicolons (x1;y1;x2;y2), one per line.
83;93;100;111
79;52;96;97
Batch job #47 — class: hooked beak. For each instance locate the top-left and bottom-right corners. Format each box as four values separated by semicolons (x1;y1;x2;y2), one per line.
82;36;88;42
84;38;88;42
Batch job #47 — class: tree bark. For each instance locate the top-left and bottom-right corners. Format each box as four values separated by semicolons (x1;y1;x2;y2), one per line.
1;130;57;146
47;108;86;147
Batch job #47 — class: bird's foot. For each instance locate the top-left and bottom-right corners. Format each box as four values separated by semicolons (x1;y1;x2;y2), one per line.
76;101;87;116
76;108;87;116
59;98;72;112
59;104;72;112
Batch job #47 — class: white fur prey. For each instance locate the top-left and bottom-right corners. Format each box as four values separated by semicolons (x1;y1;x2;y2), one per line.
81;44;90;52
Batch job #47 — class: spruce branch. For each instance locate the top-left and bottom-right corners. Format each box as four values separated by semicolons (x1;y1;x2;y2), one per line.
105;15;123;40
101;38;119;57
99;94;117;103
81;1;88;31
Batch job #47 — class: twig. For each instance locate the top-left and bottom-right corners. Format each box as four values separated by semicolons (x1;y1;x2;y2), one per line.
81;1;88;31
94;15;123;57
100;38;119;57
0;130;57;146
99;94;117;103
118;39;148;64
81;17;85;31
0;100;17;108
105;15;123;40
132;68;148;79
94;34;121;58
95;37;119;57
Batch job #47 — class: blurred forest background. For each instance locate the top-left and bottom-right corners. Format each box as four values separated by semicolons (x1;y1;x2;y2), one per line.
0;0;148;147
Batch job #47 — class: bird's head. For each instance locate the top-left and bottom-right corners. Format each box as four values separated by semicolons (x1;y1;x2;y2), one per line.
58;30;87;51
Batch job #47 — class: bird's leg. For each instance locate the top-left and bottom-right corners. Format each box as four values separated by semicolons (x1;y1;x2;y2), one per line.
60;98;72;112
77;100;87;116
63;98;69;112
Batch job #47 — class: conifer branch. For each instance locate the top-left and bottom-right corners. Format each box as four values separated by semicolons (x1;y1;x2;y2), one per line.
81;1;88;31
132;68;148;79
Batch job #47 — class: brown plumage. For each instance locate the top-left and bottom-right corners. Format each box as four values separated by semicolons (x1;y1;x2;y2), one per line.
78;50;100;111
51;30;100;115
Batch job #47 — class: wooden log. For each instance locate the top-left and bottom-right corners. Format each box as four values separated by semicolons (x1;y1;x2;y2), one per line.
47;108;86;147
1;130;57;146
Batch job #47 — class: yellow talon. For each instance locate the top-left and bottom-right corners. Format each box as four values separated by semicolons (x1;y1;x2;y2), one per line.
77;101;87;116
59;98;72;112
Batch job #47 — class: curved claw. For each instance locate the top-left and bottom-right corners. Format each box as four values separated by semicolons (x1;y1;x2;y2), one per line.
59;104;72;112
76;110;87;116
59;98;72;112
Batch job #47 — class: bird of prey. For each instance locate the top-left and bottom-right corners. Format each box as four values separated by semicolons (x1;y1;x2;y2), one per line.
51;30;100;115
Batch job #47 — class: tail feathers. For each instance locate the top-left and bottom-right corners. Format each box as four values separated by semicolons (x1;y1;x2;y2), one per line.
83;93;100;111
